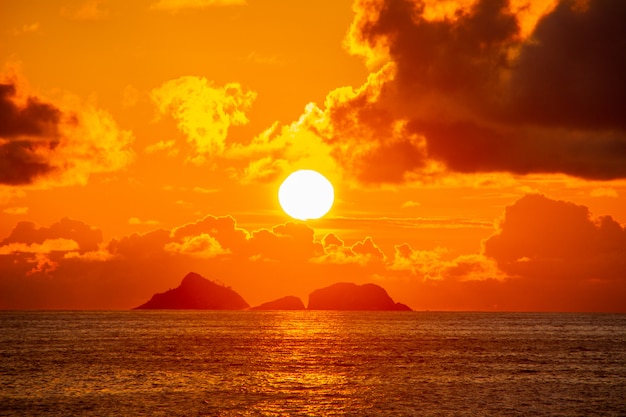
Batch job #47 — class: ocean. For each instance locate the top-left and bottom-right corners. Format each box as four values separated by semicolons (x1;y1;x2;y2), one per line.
1;311;625;416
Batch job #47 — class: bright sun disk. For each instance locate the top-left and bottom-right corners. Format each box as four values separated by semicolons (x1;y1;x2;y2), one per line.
278;170;334;220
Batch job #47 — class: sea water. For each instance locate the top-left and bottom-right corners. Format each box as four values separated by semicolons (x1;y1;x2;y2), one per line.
1;311;625;416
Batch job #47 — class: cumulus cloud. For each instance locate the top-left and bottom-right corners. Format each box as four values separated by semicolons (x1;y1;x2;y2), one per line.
0;73;134;187
314;233;387;265
151;76;256;163
484;194;626;282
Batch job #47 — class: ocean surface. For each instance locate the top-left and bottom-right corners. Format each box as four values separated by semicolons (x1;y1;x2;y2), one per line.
1;311;625;417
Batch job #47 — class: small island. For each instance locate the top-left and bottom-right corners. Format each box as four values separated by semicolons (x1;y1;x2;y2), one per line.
308;282;411;311
250;296;306;310
134;272;249;310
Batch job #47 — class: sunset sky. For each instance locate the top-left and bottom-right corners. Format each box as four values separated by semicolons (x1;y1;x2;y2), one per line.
1;0;625;311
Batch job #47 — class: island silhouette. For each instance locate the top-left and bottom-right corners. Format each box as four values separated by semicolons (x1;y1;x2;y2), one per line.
250;296;306;310
135;272;411;311
308;282;411;311
134;272;249;310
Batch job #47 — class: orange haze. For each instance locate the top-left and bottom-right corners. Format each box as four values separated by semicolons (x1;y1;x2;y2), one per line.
1;0;625;311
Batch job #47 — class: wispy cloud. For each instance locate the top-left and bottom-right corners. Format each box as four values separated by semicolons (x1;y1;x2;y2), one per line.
12;22;40;36
128;217;160;226
150;0;246;13
61;0;109;20
401;200;421;208
3;206;28;215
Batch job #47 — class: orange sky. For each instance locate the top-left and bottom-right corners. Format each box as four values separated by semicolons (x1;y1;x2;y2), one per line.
1;0;625;311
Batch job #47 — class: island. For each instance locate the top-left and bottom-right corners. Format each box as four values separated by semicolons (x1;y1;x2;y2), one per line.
134;272;249;310
307;282;412;311
250;296;306;310
135;273;411;311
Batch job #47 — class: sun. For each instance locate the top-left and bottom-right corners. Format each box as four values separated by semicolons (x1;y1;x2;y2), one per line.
278;170;334;220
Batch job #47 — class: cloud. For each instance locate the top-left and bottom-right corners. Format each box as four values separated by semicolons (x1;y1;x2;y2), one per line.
0;221;90;278
390;244;448;278
0;187;26;205
171;215;249;248
0;72;134;187
401;200;420;208
352;237;386;262
150;0;246;12
248;222;324;262
0;81;62;184
1;218;103;253
314;233;387;266
128;217;160;226
151;76;256;163
239;156;289;184
12;22;40;36
590;187;618;198
164;233;229;258
3;206;28;215
246;51;283;66
0;238;79;255
121;85;140;108
484;194;626;282
249;0;625;185
53;105;135;185
1;198;624;311
61;0;109;20
144;139;178;156
225;107;338;184
192;186;219;194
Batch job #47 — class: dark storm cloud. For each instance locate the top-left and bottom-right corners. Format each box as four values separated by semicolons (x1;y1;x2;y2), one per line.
338;0;626;181
0;82;63;184
508;0;626;130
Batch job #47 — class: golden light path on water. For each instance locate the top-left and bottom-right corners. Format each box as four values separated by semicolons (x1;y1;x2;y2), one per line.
1;311;625;416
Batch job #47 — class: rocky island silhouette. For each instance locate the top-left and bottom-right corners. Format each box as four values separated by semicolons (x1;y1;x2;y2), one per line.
134;272;249;310
135;272;412;311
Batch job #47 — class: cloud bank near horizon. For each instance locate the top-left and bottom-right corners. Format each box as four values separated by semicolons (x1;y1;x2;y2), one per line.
1;194;624;311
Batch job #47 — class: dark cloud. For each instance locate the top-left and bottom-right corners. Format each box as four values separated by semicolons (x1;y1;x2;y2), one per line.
0;83;61;137
0;75;134;187
0;82;63;184
507;0;626;130
484;194;626;282
330;0;626;182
